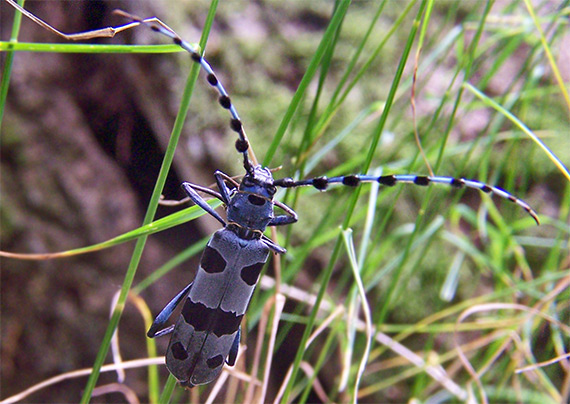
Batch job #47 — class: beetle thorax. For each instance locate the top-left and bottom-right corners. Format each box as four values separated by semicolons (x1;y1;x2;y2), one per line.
226;166;276;232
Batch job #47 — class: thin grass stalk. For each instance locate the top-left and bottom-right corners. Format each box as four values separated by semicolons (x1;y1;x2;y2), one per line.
342;229;373;403
523;0;570;112
374;0;496;327
465;83;570;181
262;0;352;167
80;1;220;401
0;0;25;124
362;0;428;323
282;1;428;401
340;167;380;391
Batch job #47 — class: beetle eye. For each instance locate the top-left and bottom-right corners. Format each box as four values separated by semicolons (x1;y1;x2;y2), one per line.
267;185;276;196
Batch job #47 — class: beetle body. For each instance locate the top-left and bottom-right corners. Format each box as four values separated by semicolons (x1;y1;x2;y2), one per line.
148;166;295;386
165;226;269;386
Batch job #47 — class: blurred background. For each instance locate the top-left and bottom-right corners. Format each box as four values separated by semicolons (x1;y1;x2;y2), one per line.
1;0;568;402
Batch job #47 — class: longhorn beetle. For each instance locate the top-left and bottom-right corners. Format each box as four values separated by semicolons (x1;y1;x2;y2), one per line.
113;11;540;388
6;1;540;389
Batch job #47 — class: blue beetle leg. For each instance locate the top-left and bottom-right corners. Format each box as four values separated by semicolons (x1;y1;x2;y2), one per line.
182;182;226;226
226;326;240;366
148;282;193;338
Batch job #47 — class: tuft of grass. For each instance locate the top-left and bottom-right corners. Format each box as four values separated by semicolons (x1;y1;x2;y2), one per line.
1;0;568;403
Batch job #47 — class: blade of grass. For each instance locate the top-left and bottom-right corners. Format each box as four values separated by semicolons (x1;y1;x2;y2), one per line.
310;0;418;141
262;0;352;167
342;229;373;403
281;1;428;401
465;82;570;181
0;201;220;260
375;0;496;325
522;0;570;113
133;236;210;294
0;0;25;124
80;1;220;401
0;42;182;53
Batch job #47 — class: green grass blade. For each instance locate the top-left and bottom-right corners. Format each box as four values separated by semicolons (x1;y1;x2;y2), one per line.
0;0;25;124
523;0;570;112
0;42;182;53
79;1;220;401
465;82;570;181
262;0;352;167
282;1;428;401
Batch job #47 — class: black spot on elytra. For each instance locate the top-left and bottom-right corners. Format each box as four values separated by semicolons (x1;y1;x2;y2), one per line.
241;262;264;286
206;355;224;369
182;300;244;337
171;342;189;360
201;246;226;273
182;299;209;330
